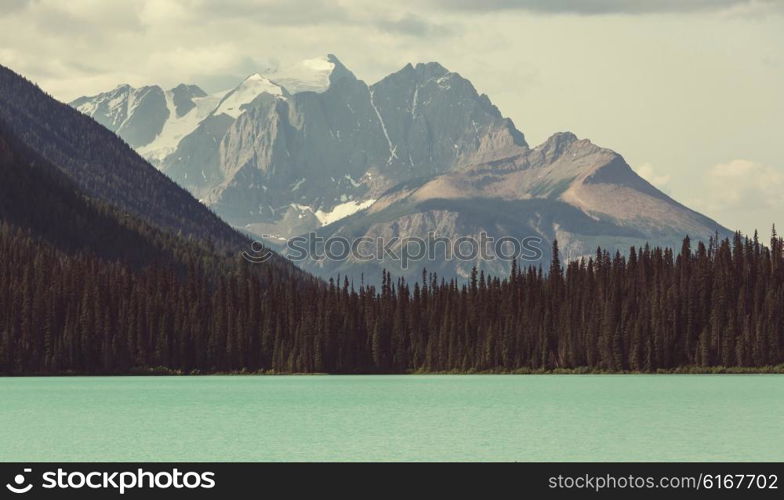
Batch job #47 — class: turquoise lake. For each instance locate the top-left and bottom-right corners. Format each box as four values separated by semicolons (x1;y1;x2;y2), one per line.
1;375;782;461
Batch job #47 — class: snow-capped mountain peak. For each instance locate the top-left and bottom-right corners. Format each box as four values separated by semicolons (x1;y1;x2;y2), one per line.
213;73;286;119
267;54;349;94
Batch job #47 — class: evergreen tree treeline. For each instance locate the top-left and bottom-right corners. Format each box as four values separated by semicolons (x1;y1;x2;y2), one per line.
1;225;782;374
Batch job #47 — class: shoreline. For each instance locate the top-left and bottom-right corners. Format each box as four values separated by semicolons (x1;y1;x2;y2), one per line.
3;365;784;377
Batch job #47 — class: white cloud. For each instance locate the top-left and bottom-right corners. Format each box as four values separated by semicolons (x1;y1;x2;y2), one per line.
687;159;784;234
635;163;671;189
0;0;455;100
145;44;249;77
697;160;783;210
139;0;190;25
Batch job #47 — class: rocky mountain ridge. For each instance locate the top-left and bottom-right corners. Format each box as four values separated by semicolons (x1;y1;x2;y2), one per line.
70;56;731;283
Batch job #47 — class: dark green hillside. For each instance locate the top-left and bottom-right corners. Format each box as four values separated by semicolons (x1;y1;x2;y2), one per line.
0;65;247;254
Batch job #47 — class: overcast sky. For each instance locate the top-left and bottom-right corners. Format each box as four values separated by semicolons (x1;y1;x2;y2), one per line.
1;0;782;236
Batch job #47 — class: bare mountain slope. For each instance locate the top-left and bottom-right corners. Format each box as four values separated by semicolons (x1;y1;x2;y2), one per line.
299;132;730;283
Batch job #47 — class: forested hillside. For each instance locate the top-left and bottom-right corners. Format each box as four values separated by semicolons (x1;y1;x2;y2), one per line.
1;227;781;374
0;64;252;254
0;126;177;266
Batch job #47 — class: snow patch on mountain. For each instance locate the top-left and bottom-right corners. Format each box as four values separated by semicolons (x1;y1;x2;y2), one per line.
269;56;336;94
289;199;376;226
345;174;361;187
368;88;397;165
315;199;376;226
138;89;222;162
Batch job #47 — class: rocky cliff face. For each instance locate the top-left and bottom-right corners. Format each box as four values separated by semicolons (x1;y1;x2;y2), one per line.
368;62;526;172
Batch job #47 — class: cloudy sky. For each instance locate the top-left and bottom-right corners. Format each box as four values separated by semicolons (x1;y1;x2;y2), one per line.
1;0;782;236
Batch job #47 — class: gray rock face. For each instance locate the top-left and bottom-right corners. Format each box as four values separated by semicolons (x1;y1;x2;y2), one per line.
118;86;169;147
368;62;527;174
203;56;527;237
207;58;389;228
162;113;234;197
171;83;207;118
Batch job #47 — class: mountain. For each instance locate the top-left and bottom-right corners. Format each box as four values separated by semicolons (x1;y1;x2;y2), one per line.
70;55;527;240
303;132;731;282
70;56;730;283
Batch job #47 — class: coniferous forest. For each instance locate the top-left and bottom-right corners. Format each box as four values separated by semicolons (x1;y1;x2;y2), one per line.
1;220;782;375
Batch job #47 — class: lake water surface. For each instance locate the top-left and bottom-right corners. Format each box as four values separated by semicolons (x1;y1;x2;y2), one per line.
1;375;781;461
